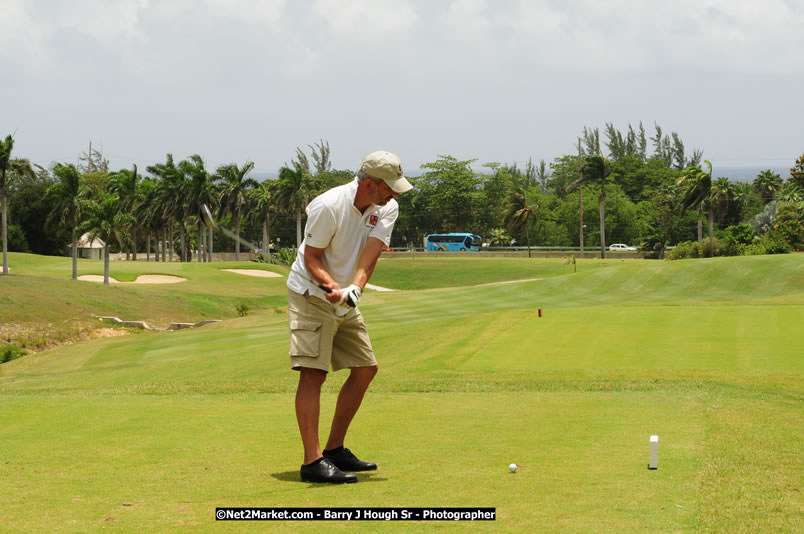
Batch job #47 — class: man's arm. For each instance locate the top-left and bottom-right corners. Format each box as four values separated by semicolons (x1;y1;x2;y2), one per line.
304;245;343;304
351;237;385;290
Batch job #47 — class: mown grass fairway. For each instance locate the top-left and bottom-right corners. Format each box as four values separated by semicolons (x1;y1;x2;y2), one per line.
1;253;802;532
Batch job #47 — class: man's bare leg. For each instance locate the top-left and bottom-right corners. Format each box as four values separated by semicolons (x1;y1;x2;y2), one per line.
295;368;327;465
325;365;378;450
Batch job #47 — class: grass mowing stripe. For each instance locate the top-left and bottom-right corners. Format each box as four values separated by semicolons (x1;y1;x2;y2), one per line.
0;391;706;533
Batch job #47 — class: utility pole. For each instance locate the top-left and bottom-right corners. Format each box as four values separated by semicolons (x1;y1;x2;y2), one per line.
578;139;584;256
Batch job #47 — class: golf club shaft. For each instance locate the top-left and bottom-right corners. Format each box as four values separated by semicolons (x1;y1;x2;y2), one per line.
202;203;268;255
204;203;333;297
218;226;265;254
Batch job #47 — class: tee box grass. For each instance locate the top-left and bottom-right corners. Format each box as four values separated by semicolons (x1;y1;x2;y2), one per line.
1;252;802;532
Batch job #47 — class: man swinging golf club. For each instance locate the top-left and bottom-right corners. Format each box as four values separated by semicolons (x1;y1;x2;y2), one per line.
286;150;412;483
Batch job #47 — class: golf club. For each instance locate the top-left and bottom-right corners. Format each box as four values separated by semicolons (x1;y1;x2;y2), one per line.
307;279;356;307
201;204;354;306
200;203;266;255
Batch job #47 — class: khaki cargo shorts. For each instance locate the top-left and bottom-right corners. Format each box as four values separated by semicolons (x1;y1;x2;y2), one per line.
287;289;376;372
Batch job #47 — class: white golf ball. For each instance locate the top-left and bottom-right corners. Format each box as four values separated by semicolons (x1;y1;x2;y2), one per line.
509;463;517;473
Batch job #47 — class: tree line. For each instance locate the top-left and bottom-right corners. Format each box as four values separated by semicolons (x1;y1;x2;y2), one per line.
2;125;803;281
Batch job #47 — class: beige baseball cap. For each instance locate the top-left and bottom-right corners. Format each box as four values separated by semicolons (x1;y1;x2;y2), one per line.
360;151;413;194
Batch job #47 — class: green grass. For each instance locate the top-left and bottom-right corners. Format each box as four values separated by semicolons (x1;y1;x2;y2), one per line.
0;253;289;351
1;252;802;532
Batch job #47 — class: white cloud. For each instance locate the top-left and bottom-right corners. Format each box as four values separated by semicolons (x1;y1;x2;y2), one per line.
54;0;150;42
443;0;490;34
312;0;419;38
0;0;47;65
508;0;567;34
439;0;804;74
204;0;285;28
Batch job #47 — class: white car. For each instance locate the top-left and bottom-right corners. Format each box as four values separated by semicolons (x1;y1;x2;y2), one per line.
609;243;637;251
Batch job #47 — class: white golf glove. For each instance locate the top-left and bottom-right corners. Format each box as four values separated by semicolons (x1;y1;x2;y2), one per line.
341;284;362;308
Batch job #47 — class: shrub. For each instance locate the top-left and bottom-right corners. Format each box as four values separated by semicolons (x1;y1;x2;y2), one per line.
723;224;757;256
236;303;250;317
487;228;513;246
760;232;793;254
667;241;698;260
741;241;767;256
1;344;27;363
276;247;298;267
772;204;804;250
667;238;724;260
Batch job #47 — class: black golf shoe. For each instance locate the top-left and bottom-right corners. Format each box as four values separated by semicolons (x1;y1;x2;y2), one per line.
322;447;377;472
300;458;357;484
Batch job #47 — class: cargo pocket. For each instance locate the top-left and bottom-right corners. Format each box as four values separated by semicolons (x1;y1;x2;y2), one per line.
290;320;322;357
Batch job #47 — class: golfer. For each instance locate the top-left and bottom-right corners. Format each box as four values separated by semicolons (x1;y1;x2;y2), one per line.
286;150;412;483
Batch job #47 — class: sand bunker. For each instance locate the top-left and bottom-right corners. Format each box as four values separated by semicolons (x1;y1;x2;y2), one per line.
365;283;394;292
78;274;187;284
221;269;282;278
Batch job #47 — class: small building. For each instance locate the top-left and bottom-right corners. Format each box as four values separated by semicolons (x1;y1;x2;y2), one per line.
74;233;106;260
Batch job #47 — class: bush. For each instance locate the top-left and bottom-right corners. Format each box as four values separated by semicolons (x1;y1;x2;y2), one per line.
772;204;803;250
760;232;793;254
276;247;298;267
667;240;696;260
667;237;724;260
7;224;30;253
1;344;27;363
741;241;767;256
723;224;756;256
236;303;250;317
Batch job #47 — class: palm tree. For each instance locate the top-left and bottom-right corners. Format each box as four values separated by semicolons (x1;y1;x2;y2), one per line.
136;177;159;261
46;163;86;279
148;155;189;262
108;164;141;260
503;178;535;258
248;179;277;262
677;160;714;257
0;134;20;275
776;182;803;204
570;154;612;258
78;192;134;285
275;162;319;247
711;177;732;228
753;169;783;204
216;161;258;261
180;155;216;262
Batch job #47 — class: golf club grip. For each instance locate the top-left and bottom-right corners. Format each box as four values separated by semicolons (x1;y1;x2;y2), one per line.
308;277;332;293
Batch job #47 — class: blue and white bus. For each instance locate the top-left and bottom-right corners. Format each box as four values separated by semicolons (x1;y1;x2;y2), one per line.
425;233;483;252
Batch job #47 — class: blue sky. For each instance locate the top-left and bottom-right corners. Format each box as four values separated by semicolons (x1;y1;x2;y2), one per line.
2;0;802;177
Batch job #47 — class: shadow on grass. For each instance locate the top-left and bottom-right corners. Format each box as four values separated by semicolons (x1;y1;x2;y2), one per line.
271;471;388;484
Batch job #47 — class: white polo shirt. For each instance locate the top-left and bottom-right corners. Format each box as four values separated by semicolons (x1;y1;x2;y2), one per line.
287;177;398;300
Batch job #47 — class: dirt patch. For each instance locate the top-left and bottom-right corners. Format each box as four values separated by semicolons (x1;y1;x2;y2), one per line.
221;269;282;278
1;321;131;355
91;328;131;339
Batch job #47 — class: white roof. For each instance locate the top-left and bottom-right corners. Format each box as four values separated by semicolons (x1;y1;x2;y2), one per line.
75;233;105;249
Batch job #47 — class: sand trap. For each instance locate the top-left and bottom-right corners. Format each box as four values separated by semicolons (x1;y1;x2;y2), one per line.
221;269;282;278
133;275;187;284
475;278;544;287
365;283;394;292
78;274;187;284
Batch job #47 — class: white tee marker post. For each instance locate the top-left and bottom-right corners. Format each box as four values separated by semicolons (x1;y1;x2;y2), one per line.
649;435;659;469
